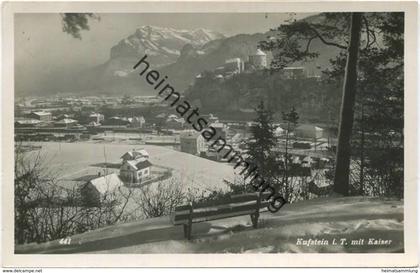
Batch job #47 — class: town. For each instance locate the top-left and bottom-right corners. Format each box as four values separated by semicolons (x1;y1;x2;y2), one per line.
14;50;339;245
15;49;333;165
12;11;405;256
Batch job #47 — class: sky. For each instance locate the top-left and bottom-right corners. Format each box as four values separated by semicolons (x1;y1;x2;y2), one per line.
14;13;314;94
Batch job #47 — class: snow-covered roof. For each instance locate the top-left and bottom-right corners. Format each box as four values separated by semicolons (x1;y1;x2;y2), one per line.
132;116;145;122
303;156;313;162
284;66;305;70
225;58;241;63
210;122;225;128
180;130;201;139
89;113;103;117
292;156;301;164
296;124;323;131
254;49;266;56
90;173;123;195
121;149;149;160
32;111;51;116
55;118;77;124
135;149;149;158
88;121;100;126
15;119;41;125
166;116;185;123
246;121;258;127
126;159;152;171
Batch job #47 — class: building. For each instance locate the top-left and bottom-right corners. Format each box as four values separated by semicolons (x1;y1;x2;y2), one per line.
215;66;225;75
165;115;185;130
89;173;124;195
293;141;312;149
27;111;52;122
283;67;306;79
295;124;324;139
180;130;205;155
224;58;243;74
130;116;146;128
245;121;258;135
54;118;78;128
56;180;99;207
89;113;105;123
14;119;42;128
57;173;124;207
208;114;219;124
55;114;72;120
119;158;152;184
102;117;131;126
121;149;149;162
302;156;314;168
87;121;101;127
210;122;227;139
248;48;267;69
275;126;286;137
215;74;224;81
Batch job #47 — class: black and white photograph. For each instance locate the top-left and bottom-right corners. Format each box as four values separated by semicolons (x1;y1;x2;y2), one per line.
2;0;418;268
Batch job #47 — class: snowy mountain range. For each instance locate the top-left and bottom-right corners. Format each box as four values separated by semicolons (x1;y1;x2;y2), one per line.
21;17;338;96
110;25;225;67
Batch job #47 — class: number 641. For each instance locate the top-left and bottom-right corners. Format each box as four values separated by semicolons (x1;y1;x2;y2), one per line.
59;237;71;245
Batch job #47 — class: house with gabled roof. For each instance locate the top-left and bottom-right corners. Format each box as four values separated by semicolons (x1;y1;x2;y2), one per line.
119;158;152;184
27;111;52;122
180;130;205;155
55;172;124;207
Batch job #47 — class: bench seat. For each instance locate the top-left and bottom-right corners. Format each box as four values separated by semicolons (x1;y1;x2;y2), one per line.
171;192;277;239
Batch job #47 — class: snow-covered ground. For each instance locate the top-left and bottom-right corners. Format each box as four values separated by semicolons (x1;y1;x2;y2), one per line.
15;196;403;254
25;142;234;193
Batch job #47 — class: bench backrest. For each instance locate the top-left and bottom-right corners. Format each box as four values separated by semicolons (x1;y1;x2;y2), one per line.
172;192;272;225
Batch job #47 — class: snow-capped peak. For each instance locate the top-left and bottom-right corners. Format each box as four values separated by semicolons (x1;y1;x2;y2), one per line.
110;25;225;66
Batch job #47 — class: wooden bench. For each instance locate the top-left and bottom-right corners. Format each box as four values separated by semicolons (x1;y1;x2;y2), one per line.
171;192;284;240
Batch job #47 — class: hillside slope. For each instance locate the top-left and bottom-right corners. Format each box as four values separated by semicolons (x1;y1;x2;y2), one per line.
29;14;343;96
15;196;403;254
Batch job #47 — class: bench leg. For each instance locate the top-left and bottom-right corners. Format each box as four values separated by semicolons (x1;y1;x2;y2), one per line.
183;224;192;240
187;224;192;240
250;213;259;229
183;224;188;238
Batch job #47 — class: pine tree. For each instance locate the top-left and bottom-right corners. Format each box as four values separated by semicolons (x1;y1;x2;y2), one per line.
246;101;280;187
259;12;404;198
282;107;299;197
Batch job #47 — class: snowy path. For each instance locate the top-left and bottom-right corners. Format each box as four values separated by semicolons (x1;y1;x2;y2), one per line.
16;196;403;254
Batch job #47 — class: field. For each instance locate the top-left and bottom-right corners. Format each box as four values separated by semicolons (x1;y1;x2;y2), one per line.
23;141;234;193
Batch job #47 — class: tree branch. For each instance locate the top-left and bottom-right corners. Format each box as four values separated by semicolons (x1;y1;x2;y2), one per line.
308;25;348;49
305;36;317;53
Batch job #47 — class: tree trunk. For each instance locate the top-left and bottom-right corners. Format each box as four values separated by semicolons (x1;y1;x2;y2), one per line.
359;93;365;195
333;13;362;195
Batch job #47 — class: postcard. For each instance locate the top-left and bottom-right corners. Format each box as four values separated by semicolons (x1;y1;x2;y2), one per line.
2;0;418;268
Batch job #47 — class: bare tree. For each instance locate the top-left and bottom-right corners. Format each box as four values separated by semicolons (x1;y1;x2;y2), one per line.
15;143;133;244
136;178;185;218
